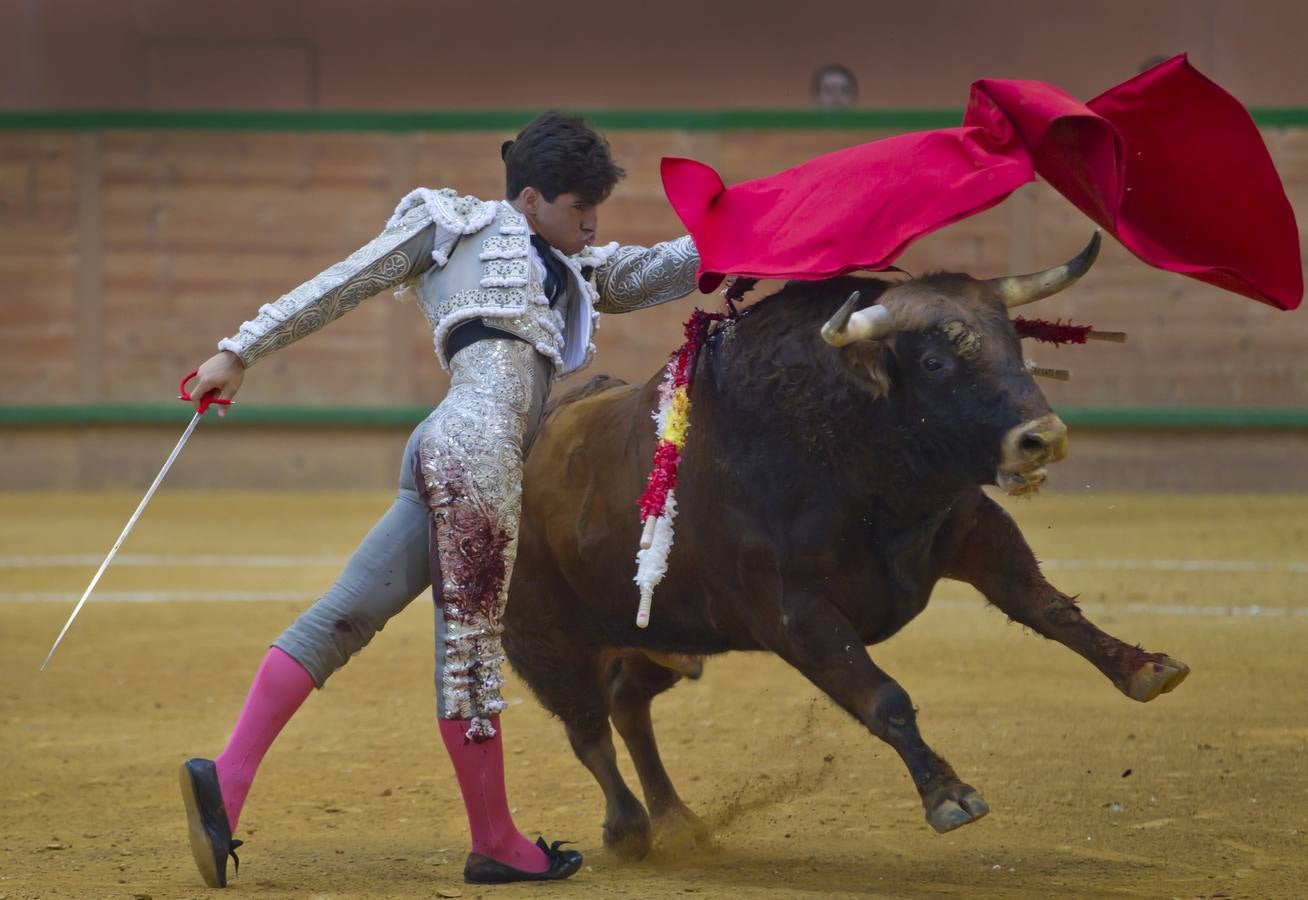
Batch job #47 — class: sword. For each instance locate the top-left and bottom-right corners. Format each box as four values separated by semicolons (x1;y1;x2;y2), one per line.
39;372;232;670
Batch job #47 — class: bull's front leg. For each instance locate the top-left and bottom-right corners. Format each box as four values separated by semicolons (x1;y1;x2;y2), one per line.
946;495;1189;702
758;587;990;834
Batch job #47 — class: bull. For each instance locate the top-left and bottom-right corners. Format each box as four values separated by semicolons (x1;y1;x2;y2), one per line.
502;234;1189;859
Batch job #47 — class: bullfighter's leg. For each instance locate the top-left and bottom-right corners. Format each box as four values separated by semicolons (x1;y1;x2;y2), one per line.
608;652;709;847
415;338;572;876
180;422;436;888
274;421;434;684
947;495;1189;702
761;586;989;834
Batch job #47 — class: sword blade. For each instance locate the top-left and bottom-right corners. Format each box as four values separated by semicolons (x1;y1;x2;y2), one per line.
40;411;204;670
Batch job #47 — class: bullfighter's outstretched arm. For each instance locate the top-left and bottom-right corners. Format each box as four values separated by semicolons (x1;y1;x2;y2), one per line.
589;235;700;314
217;205;437;367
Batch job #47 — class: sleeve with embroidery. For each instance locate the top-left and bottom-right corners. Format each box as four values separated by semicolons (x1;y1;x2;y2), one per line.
216;207;437;367
591;234;700;314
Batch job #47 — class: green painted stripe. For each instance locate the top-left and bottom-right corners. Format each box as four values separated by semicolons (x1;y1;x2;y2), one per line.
2;107;1305;132
0;404;432;427
1248;108;1308;128
0;108;963;132
2;404;1306;430
1058;407;1308;429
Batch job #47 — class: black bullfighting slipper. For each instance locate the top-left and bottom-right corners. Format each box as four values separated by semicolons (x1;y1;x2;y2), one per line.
463;838;583;884
179;758;244;888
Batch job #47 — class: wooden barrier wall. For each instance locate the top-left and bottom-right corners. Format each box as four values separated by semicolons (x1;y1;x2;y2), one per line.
2;125;1306;490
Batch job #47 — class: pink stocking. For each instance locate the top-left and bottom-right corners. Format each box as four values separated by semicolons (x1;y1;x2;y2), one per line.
439;717;548;872
212;647;315;832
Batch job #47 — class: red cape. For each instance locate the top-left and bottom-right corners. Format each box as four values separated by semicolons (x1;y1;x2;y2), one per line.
661;56;1302;310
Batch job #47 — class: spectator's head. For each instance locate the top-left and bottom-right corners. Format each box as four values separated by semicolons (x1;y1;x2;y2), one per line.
1136;54;1171;74
503;111;626;254
812;64;858;109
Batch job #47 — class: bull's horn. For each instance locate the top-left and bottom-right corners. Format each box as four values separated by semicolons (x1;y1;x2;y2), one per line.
988;232;1102;309
820;291;894;346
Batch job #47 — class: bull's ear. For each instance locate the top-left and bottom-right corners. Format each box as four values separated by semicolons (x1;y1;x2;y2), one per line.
841;340;892;400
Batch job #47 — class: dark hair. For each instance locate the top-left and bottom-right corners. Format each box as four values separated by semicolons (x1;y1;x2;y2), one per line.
1136;54;1171;74
502;111;625;206
811;63;858;98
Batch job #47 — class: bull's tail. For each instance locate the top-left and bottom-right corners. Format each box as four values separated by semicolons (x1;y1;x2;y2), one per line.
542;374;629;422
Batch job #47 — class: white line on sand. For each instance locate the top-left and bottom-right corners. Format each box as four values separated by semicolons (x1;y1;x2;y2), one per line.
3;554;1306;573
1040;558;1308;574
0;554;343;568
930;599;1308;618
2;593;1305;618
1;591;313;602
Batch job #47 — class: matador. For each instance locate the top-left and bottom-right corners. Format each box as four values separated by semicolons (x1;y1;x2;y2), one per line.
178;112;699;888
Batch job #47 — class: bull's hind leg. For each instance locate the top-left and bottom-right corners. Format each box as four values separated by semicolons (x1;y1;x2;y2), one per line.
948;496;1190;701
608;652;710;848
763;589;989;835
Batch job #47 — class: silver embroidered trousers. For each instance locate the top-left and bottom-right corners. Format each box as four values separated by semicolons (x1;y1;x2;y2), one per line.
273;338;551;740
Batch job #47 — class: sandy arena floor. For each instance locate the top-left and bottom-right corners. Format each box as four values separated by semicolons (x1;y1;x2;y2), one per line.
1;491;1305;899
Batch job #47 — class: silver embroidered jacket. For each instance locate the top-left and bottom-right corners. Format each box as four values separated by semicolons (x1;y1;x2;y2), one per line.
217;188;701;376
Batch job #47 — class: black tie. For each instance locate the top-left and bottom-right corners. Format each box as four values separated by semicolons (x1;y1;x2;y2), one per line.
530;234;566;307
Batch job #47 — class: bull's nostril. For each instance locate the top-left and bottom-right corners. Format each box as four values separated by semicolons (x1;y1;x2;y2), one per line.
1019;433;1046;455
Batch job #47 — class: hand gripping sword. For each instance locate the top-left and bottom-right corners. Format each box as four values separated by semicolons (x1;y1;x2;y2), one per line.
39;372;232;670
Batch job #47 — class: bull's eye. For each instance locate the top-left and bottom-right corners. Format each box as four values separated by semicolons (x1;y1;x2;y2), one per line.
923;356;943;372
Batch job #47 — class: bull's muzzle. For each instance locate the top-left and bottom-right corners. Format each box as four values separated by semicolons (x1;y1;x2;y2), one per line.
997;414;1068;495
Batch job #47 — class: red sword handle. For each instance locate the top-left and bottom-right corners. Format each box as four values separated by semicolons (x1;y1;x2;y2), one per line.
178;371;234;415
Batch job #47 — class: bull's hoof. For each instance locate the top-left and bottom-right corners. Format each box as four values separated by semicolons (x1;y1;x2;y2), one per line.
652;803;713;851
924;784;990;834
1125;655;1190;703
603;811;653;862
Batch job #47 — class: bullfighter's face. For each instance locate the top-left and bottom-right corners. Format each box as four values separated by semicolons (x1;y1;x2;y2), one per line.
521;188;599;256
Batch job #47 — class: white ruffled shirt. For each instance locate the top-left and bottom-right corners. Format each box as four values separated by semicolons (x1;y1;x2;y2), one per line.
523;218;595;372
524;224;555;309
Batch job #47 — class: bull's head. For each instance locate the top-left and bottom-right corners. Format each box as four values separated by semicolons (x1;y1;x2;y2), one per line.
820;234;1100;495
